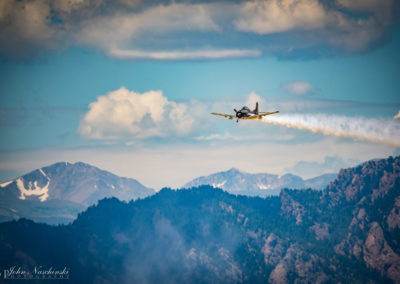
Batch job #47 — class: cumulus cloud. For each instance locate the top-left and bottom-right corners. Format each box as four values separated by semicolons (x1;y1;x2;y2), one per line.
282;81;316;95
394;110;400;119
78;87;197;140
245;91;266;109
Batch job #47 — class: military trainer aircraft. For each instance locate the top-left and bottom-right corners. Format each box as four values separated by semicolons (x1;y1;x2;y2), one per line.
211;102;279;122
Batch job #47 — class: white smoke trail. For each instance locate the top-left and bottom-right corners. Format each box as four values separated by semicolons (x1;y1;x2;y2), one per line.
262;114;400;147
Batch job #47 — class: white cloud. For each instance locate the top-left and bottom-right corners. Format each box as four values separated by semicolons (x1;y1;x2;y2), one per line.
394;110;400;119
245;91;266;109
282;81;315;95
78;87;197;140
195;133;242;141
108;48;261;60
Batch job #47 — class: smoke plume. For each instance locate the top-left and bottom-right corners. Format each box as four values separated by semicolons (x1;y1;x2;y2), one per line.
262;114;400;147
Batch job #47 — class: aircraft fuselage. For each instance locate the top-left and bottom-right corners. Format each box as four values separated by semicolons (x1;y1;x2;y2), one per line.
235;106;256;119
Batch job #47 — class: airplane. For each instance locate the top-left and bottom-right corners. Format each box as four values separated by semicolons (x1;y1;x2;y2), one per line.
211;102;279;122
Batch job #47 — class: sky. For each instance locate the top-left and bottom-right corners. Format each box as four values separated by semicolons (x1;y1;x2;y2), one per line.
1;0;400;189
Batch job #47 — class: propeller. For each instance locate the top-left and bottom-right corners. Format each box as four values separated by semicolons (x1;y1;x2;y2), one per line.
234;108;241;122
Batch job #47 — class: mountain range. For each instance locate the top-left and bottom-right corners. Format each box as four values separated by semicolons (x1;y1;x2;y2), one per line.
183;168;336;196
0;162;336;224
0;156;399;283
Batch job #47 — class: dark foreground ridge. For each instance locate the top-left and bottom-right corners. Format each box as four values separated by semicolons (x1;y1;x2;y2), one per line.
0;156;399;283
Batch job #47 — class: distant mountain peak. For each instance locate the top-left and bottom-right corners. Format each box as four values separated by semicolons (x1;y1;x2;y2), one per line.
0;161;154;224
226;167;243;173
45;161;94;169
183;167;335;197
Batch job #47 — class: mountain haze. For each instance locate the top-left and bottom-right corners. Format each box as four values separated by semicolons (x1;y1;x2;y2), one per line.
1;156;399;283
0;163;336;224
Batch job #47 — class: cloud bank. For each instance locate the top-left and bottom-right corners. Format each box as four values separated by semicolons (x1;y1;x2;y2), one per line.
79;87;197;140
263;113;400;147
1;0;399;60
234;0;398;53
109;48;261;60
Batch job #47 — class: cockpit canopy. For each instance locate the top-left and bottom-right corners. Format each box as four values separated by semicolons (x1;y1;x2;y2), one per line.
240;106;250;111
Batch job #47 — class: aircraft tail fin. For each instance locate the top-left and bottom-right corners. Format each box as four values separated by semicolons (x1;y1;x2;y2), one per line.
254;102;259;114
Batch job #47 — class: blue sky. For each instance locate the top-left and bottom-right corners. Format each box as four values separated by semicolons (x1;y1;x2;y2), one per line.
1;0;399;189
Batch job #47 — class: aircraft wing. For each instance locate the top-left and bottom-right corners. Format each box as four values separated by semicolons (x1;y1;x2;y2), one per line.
257;111;280;117
241;111;280;120
241;116;260;120
211;113;235;120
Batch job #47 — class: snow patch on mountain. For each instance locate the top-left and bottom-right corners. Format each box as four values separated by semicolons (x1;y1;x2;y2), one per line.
257;183;272;190
0;180;14;188
16;179;50;202
212;180;227;188
39;168;49;179
16;168;51;202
